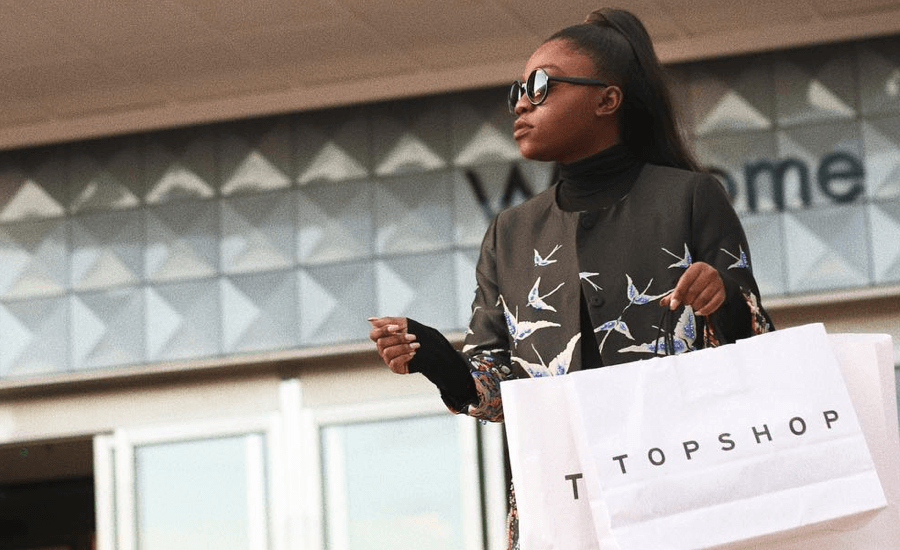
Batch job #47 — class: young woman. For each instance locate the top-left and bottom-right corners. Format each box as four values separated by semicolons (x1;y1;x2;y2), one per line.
369;7;772;548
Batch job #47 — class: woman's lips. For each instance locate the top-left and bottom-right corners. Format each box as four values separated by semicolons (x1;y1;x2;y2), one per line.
513;120;532;139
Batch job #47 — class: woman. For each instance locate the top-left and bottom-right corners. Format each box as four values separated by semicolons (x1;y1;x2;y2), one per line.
369;7;772;548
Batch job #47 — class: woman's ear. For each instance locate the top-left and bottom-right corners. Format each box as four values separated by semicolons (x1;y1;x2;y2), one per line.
596;85;623;117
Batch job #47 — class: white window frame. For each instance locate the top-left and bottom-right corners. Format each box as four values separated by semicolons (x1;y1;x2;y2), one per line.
94;414;285;550
282;377;505;550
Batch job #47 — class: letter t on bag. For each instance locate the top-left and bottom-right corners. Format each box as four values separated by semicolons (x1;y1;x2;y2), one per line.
502;374;618;550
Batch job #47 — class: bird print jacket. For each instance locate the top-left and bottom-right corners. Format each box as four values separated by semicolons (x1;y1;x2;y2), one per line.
455;163;772;423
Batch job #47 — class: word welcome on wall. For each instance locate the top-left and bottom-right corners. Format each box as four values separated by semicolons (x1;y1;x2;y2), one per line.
465;151;865;221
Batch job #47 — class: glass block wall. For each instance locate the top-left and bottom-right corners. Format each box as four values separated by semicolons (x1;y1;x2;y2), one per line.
673;37;900;297
1;36;899;379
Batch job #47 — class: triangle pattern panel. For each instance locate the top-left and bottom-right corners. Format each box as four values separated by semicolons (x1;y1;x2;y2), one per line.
868;201;900;283
68;139;144;213
454;123;520;167
454;249;480;330
0;181;66;222
0;297;68;376
70;289;144;370
220;119;293;196
144;280;220;362
774;48;858;127
371;98;452;177
145;200;218;282
375;253;458;332
0;220;68;299
687;58;775;137
0;149;68;222
298;141;368;185
298;262;375;345
738;212;787;297
295;108;371;185
375;134;447;176
374;172;454;255
858;38;900;116
451;88;521;167
70;211;144;291
297;180;373;264
221;150;291;195
221;271;298;354
220;191;295;274
862;117;900;200
783;207;871;292
145;128;217;205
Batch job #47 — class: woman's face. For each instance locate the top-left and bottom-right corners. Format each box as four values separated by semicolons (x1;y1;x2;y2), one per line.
512;40;609;164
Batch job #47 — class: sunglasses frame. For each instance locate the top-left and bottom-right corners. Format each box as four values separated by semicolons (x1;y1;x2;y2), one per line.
508;68;607;114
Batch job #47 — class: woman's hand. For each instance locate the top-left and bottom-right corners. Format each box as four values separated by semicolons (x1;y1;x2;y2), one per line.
660;262;725;316
367;316;420;374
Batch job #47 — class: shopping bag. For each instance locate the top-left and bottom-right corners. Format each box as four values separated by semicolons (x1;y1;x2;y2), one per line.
566;323;890;550
502;373;617;550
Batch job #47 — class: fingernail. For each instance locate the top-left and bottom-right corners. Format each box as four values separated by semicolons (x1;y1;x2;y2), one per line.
404;333;416;341
367;317;378;322
387;324;399;332
669;299;680;311
410;342;421;350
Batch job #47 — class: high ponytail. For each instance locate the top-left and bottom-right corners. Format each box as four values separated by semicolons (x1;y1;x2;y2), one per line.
549;8;699;171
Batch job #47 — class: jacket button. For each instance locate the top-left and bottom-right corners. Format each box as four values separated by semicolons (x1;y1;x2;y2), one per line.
589;295;604;307
581;213;596;229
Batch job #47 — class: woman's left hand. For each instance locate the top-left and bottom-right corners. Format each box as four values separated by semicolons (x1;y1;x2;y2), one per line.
660;262;725;316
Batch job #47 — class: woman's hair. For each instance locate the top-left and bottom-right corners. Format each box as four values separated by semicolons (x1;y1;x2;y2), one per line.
548;8;700;171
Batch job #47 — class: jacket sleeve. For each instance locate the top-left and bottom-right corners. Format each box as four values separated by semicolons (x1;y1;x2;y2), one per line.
457;215;521;422
690;174;774;343
407;216;519;422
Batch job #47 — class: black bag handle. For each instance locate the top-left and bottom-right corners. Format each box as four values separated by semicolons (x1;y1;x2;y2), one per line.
655;307;677;356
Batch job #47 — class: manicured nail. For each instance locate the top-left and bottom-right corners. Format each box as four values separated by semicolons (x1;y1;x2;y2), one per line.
387;324;399;332
410;342;421;350
404;333;416;341
669;299;680;311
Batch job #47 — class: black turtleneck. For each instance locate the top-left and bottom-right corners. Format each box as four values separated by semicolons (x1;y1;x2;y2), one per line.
556;143;644;212
555;144;645;370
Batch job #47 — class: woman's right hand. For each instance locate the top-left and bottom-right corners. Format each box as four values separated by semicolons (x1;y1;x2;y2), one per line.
367;316;420;374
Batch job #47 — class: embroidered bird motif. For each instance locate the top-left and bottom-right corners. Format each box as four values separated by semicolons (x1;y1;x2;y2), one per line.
499;295;560;344
527;277;565;312
579;272;602;292
534;244;562;267
595;319;634;340
618;307;697;355
626;275;670;305
511;333;582;377
662;244;692;269
722;246;749;269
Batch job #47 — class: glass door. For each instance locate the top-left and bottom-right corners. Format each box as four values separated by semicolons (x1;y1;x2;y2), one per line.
94;415;283;550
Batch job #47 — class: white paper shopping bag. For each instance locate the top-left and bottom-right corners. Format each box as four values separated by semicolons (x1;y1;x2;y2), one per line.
502;374;617;550
566;323;888;550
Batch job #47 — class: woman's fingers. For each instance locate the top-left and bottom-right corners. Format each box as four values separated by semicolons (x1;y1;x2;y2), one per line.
367;316;419;373
663;262;725;315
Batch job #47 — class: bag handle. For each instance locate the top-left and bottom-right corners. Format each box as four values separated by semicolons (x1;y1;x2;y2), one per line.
655;307;677;356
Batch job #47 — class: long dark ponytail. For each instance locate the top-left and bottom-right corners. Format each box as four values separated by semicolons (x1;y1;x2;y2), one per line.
549;8;699;171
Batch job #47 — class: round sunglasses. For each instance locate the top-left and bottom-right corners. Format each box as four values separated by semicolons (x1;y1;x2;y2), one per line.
508;68;607;114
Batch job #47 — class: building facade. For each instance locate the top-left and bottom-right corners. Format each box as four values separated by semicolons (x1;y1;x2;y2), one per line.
0;33;899;550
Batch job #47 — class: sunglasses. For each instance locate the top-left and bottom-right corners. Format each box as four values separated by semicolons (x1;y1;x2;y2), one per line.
508;68;607;114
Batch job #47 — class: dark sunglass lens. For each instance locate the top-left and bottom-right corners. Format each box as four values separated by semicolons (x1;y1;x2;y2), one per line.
528;69;549;104
508;82;523;113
